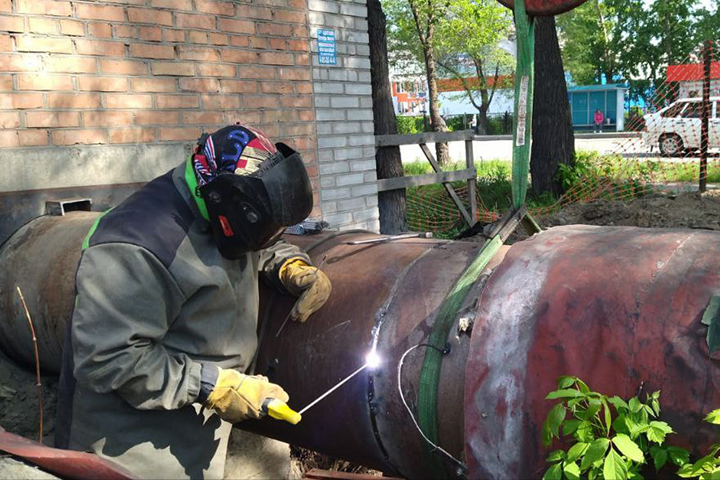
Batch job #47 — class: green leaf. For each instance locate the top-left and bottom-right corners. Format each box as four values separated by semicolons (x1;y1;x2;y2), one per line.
563;419;581;436
575;379;591;394
649;446;667;471
706;409;720;425
566;442;589;463
603;401;613;433
576;421;595;443
609;396;629;412
612;434;645;464
628;397;642;414
546;389;586;400
627;470;644;480
668;446;691;467
645;420;673;444
603;448;628;480
580;399;602;421
706;469;720;480
613;414;630;435
558;376;575;389
703;296;720;325
677;455;716;478
563;461;581;480
581;438;610;471
543;463;563;480
543;403;567;446
547;450;566;463
651;399;660;417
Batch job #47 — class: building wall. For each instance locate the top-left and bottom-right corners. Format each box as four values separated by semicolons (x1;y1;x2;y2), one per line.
0;0;377;231
679;80;720;99
308;0;379;231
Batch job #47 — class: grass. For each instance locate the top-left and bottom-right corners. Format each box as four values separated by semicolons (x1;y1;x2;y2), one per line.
568;150;720;184
404;150;720;237
404;159;556;215
403;159;511;177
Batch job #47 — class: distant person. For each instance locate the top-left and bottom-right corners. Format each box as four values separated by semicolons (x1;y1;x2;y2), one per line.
470;115;478;134
594;109;605;133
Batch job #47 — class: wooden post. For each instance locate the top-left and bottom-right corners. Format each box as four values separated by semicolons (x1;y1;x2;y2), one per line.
465;137;477;225
700;39;711;193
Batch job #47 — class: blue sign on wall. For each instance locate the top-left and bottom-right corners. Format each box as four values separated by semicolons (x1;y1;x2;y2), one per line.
317;29;337;65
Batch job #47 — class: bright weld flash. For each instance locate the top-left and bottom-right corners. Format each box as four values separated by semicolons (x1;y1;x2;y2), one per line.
365;349;382;369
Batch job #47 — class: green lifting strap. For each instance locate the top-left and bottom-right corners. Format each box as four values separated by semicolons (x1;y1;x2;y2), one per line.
416;235;503;474
416;1;535;475
511;0;535;208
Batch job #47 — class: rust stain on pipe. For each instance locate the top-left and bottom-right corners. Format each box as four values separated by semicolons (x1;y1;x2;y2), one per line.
495;0;588;16
465;225;720;478
6;216;720;479
0;426;133;480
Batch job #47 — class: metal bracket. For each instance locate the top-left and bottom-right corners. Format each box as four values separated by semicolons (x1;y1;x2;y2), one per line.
45;198;92;216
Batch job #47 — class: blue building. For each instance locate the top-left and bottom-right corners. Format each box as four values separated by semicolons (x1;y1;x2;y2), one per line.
568;84;628;131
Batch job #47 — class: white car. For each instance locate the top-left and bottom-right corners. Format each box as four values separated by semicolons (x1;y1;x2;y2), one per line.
643;97;720;156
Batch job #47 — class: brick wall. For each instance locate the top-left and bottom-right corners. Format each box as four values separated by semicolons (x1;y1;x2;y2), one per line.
0;0;379;231
309;0;378;231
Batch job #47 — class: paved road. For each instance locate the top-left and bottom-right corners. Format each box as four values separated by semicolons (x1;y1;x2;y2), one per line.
399;134;640;163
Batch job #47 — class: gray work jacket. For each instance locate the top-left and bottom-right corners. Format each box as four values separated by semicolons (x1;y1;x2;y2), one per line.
55;160;309;479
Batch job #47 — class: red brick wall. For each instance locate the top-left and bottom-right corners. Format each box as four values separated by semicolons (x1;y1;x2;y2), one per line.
0;0;316;178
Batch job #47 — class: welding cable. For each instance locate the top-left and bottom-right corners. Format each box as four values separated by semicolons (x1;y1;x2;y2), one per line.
397;343;467;473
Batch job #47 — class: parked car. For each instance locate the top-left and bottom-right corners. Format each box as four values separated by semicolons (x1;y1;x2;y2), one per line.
642;97;720;156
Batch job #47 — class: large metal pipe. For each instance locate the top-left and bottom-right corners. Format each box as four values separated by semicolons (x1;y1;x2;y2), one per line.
0;212;95;373
464;225;720;478
3;215;720;479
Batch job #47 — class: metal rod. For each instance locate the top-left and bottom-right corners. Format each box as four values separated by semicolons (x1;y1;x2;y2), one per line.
298;363;368;415
346;233;432;245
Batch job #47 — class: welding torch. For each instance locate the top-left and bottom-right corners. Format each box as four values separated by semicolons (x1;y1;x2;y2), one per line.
257;347;381;426
261;398;302;425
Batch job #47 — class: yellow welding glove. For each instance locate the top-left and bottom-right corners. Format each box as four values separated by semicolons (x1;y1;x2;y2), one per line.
279;258;332;323
205;368;289;423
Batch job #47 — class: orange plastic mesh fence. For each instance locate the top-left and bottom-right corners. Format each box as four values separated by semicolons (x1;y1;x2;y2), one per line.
407;41;718;236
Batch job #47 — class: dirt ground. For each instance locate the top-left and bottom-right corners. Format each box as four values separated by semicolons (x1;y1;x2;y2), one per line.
538;190;720;231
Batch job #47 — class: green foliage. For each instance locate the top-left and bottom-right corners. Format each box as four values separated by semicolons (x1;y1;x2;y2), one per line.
396;116;425;135
444;115;470;132
555;150;656;199
675;409;720;479
624;107;646;133
542;376;689;480
556;0;720;103
557;150;720;194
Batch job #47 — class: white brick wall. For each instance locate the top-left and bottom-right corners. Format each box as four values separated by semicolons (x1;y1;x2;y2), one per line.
309;0;379;232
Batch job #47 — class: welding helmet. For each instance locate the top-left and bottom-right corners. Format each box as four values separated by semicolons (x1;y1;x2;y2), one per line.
192;125;313;258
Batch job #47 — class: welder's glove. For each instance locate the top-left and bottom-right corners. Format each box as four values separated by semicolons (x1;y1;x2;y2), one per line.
205;368;289;423
279;258;332;323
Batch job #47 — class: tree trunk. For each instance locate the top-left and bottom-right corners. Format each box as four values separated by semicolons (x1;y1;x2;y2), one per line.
368;0;407;234
476;105;490;135
530;16;575;197
424;48;450;165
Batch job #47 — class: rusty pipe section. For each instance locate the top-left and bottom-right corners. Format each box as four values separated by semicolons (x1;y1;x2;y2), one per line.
0;212;96;373
0;212;496;478
464;225;720;478
6;215;720;479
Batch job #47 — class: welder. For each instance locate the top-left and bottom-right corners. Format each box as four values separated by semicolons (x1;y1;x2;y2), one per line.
55;125;331;479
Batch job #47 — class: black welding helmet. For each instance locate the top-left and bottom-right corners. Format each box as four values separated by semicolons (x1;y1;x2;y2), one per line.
193;125;313;258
